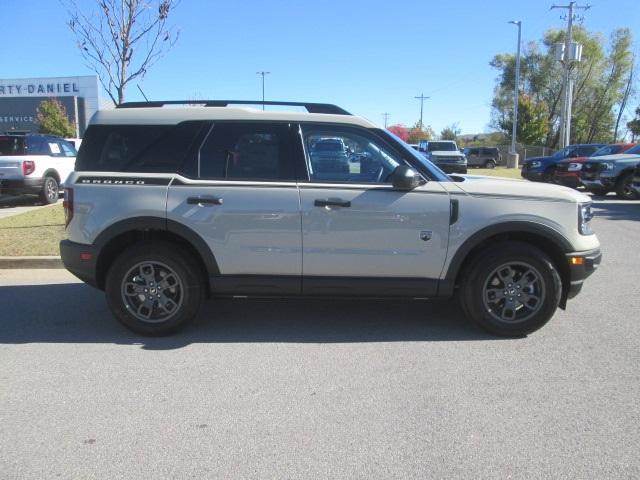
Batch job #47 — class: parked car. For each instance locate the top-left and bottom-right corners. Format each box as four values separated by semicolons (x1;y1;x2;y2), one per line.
417;140;467;174
60;99;600;338
0;132;77;203
308;137;350;179
463;147;502;169
521;144;605;183
554;143;637;188
581;144;640;199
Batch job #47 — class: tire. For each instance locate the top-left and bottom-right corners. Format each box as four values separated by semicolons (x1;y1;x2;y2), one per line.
587;186;609;197
615;172;638;200
105;241;204;336
39;176;59;204
459;241;562;337
484;159;496;169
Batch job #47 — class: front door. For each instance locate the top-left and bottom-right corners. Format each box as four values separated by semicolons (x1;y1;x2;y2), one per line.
297;124;451;296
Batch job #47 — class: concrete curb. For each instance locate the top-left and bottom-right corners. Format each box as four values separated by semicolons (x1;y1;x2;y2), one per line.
0;256;64;269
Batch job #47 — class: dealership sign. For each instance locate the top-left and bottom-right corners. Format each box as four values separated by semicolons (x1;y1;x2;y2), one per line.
0;82;81;96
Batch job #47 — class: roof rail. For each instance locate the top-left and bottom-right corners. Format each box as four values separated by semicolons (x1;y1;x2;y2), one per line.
116;100;352;115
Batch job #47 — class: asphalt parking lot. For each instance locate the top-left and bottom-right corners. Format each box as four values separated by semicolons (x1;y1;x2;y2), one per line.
0;195;59;219
0;196;639;479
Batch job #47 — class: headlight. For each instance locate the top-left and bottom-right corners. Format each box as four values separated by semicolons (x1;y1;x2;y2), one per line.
568;163;582;171
578;202;594;235
602;162;614;171
529;161;541;168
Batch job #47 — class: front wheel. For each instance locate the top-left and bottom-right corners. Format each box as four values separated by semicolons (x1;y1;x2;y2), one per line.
39;176;59;204
105;241;203;335
459;242;562;337
615;172;638;200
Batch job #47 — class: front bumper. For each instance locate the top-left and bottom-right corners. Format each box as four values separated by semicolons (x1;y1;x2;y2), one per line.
565;248;602;300
554;171;581;188
438;164;467;174
0;177;44;195
60;240;100;289
521;168;544;181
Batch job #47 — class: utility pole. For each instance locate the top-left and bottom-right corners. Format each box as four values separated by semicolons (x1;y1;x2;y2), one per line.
414;94;429;128
382;112;390;128
508;20;522;166
256;71;270;110
551;2;590;148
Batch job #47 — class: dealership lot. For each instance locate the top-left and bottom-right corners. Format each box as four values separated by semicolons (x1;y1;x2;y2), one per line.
0;197;638;479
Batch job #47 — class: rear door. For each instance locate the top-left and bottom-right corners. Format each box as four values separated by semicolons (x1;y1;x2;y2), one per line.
296;124;450;296
166;122;302;294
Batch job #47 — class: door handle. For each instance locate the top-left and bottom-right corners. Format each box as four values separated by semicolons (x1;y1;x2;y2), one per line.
187;196;223;206
314;198;351;208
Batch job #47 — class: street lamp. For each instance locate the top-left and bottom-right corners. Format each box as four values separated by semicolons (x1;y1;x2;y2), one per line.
508;20;522;167
256;71;270;110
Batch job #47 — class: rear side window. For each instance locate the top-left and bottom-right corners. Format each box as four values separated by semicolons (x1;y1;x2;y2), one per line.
26;137;49;155
76;122;207;172
0;136;25;156
197;123;293;181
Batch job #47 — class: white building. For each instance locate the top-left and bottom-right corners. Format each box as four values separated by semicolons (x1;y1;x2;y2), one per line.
0;75;101;137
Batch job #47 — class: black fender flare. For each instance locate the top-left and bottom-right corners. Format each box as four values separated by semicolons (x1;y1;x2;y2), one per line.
93;216;220;277
439;221;573;296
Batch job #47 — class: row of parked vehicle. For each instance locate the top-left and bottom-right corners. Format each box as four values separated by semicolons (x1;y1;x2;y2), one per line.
520;142;640;200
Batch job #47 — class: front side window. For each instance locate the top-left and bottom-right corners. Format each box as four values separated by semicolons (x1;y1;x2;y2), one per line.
198;123;292;181
302;125;401;184
59;141;77;157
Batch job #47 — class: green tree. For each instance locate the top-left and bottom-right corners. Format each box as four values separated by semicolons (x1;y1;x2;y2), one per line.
36;99;76;137
627;107;640;141
440;123;461;141
499;94;549;146
490;27;634;147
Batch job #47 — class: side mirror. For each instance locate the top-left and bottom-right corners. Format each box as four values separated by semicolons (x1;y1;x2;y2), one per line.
390;165;424;190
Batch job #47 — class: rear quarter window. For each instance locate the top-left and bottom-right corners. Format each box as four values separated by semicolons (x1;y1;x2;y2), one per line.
76;122;208;173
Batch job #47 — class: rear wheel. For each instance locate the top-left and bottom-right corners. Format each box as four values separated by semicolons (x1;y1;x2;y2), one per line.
39;176;59;204
105;241;203;335
459;242;562;337
615;172;638;200
484;159;496;169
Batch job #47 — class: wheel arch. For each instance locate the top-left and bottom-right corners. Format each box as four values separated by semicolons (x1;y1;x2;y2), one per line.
93;216;219;292
42;168;61;183
441;221;573;307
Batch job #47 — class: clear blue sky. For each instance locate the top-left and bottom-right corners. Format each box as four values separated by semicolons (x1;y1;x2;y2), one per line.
2;0;639;134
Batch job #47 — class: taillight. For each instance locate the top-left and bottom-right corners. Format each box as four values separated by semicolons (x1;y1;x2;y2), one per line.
23;160;35;176
63;188;74;228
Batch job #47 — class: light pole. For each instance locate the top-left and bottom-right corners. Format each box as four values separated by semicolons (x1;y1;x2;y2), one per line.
382;112;390;128
256;71;270;110
508;20;522;168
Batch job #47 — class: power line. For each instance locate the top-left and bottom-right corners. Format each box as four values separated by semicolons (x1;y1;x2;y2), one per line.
551;2;591;147
382;112;390;128
414;94;429;127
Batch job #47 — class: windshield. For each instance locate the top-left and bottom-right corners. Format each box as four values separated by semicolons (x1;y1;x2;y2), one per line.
623;144;640;155
0;136;25;156
381;130;450;182
313;139;343;152
427;142;457;152
591;144;627;157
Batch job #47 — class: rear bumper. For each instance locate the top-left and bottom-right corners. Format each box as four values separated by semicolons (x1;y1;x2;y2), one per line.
565;248;601;300
60;240;100;289
0;177;44;194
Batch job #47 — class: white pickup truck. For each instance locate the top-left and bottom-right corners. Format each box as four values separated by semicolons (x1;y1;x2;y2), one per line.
0;133;76;204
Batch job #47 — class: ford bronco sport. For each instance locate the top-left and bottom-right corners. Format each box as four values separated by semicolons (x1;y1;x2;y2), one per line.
60;100;601;337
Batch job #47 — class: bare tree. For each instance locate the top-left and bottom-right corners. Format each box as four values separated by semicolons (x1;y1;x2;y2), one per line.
62;0;180;105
